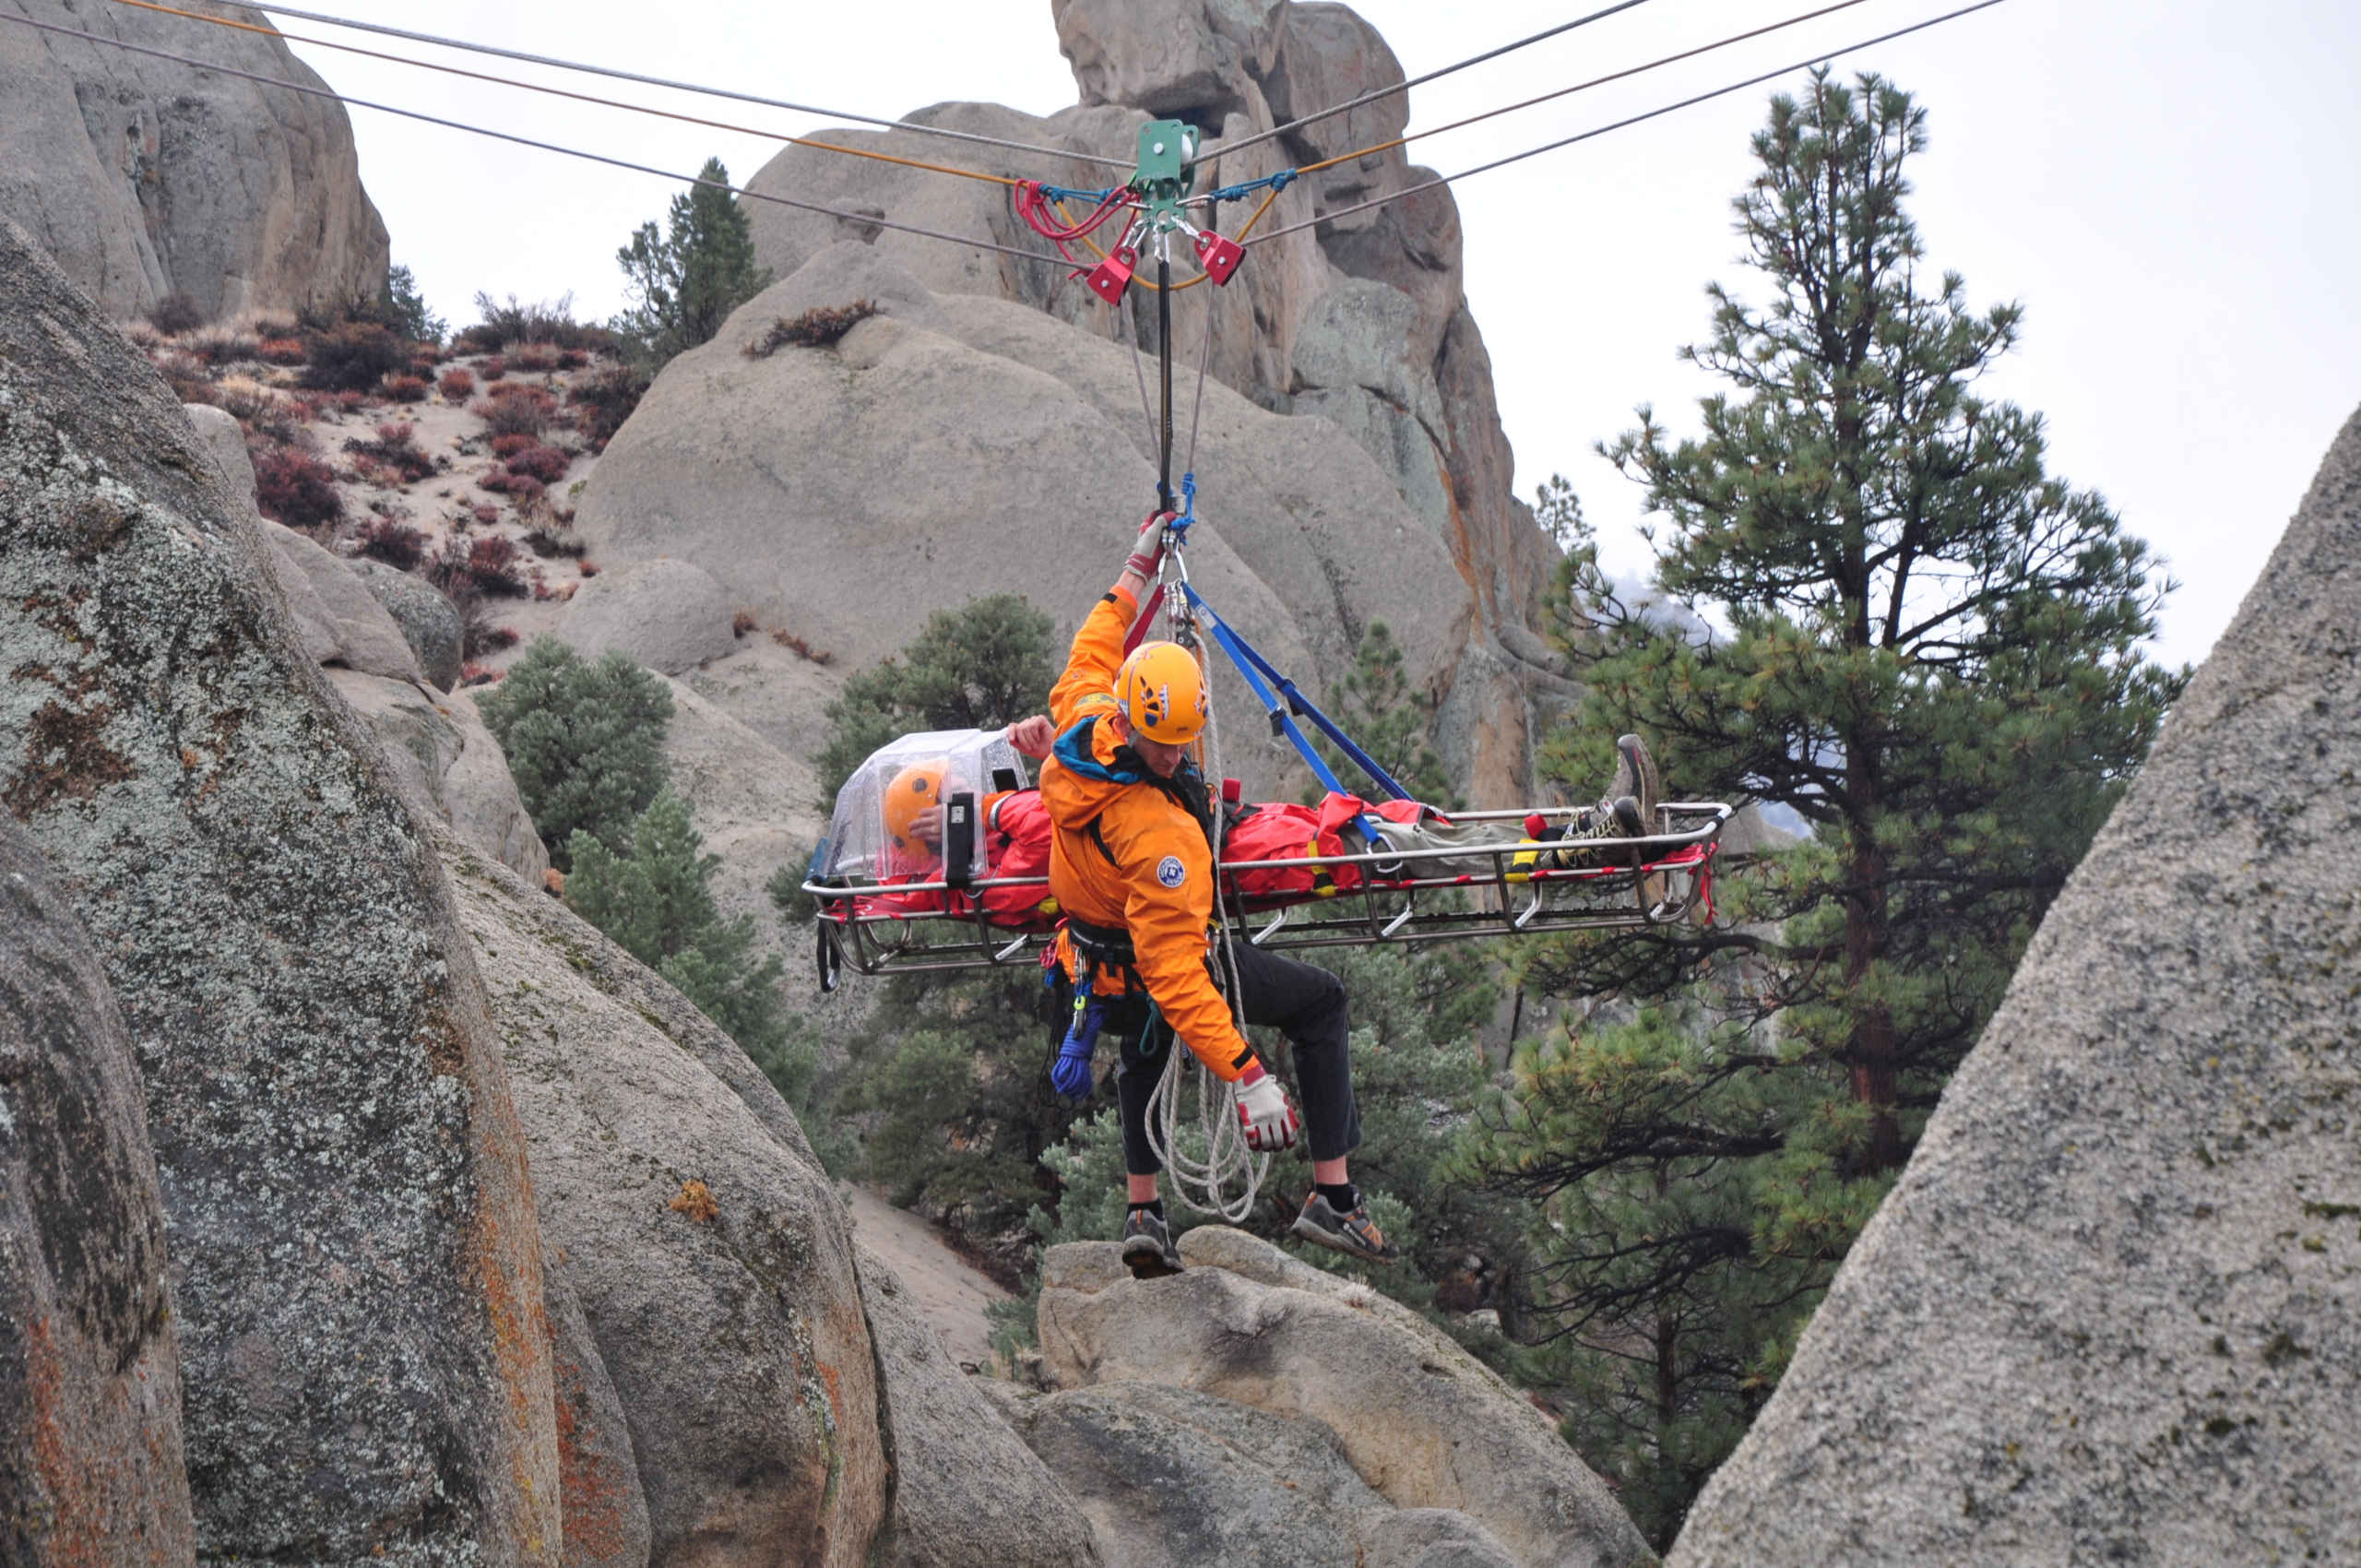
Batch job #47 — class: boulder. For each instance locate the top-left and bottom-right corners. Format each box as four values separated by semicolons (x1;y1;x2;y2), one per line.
0;0;386;321
182;401;254;509
1003;1379;1387;1568
325;670;550;884
1052;0;1285;120
853;1245;1100;1568
1038;1227;1652;1568
0;819;193;1567
438;825;889;1566
1668;407;2361;1563
726;4;1562;802
577;259;1462;801
0;218;557;1564
262;519;425;681
554;556;739;676
350;556;465;691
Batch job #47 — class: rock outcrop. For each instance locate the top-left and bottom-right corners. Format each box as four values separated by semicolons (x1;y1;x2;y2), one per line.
854;1246;1101;1568
327;671;551;883
0;0;387;321
351;556;466;691
0;218;557;1563
717;2;1569;802
576;244;1465;800
263;519;426;681
0;819;193;1568
440;825;888;1567
1669;407;2361;1563
1036;1228;1654;1568
555;556;741;677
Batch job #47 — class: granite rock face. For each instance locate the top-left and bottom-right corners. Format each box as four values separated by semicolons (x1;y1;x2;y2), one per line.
853;1245;1100;1568
0;0;387;321
0;218;558;1564
1037;1228;1653;1568
440;826;887;1568
262;519;425;681
326;670;550;884
575;249;1462;801
554;555;741;677
706;0;1565;804
351;556;466;692
1669;407;2361;1563
0;819;193;1568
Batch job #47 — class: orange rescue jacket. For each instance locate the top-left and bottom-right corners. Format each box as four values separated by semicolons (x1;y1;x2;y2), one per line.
1040;585;1255;1082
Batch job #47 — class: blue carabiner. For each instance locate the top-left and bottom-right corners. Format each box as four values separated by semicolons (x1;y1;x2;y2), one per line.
1169;471;1198;545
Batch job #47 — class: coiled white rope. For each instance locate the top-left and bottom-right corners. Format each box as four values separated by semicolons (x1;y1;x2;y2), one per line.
1140;548;1268;1221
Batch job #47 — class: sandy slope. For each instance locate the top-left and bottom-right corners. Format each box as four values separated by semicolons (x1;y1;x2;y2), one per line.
843;1184;1011;1371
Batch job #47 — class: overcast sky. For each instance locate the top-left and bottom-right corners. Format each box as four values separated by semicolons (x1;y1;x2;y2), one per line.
267;0;2361;671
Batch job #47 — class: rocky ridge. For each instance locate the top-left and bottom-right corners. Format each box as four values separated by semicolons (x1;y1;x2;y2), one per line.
584;0;1572;808
0;0;387;322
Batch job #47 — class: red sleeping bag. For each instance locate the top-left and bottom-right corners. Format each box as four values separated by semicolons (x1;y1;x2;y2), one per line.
1220;793;1437;902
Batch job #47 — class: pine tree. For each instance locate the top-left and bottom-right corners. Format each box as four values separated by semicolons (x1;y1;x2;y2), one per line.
478;638;673;873
1313;621;1455;808
813;594;1058;805
613;156;773;369
1470;71;2185;1546
565;790;798;1068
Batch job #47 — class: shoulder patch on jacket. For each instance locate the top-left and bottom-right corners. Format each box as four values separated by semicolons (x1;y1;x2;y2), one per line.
1156;854;1187;889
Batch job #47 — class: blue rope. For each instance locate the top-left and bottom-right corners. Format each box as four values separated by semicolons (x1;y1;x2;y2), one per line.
1200;168;1299;204
1035;183;1121;205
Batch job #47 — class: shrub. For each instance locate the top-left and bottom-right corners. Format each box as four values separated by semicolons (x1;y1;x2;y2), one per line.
256;337;309;366
300;321;404;392
479;356;507;382
477;386;559;439
342;422;435;484
429;532;528;598
477;638;673;871
148;290;208;336
510;342;560;373
568;362;650;452
504;444;571;484
438;368;475;403
478;470;545;504
252;444;343;529
384;263;446;346
557;348;589;370
457;291;611;353
461;663;502;687
187;328;263;366
564;790;793;1060
525;525;587;559
744;300;880;358
577;560;600;576
731;609;758;638
490;432;534;459
358;517;426;569
772;628;834;664
383;374;431;404
471;503;501;527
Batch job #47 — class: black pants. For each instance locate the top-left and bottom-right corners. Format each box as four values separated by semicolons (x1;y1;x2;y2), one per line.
1105;941;1360;1177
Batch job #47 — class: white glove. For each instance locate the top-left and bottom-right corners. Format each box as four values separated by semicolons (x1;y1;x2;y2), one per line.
1234;1063;1299;1153
1124;512;1173;579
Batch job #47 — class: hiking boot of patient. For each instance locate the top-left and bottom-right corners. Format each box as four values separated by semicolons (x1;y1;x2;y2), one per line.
1121;1206;1183;1279
1543;795;1644;869
1292;1193;1402;1265
1610;733;1660;833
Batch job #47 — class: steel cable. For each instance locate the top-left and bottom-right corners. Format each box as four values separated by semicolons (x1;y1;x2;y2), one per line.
0;10;1069;269
1248;0;2011;246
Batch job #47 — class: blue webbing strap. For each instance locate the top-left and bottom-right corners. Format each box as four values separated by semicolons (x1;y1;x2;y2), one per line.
1179;583;1413;803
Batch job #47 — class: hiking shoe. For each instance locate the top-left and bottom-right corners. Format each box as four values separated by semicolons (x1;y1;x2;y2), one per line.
1541;795;1644;870
1121;1207;1183;1279
1610;733;1659;834
1292;1193;1401;1265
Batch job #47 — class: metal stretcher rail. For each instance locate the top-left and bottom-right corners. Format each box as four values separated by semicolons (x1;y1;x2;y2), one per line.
807;803;1731;988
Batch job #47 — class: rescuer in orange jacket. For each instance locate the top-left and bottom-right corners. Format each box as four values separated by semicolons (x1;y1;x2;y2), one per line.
1038;514;1400;1278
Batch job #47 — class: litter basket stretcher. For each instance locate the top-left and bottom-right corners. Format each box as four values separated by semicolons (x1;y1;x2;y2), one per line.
808;801;1731;987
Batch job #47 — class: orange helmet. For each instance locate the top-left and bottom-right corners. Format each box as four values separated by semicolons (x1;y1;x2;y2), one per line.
883;761;945;851
1116;641;1207;745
